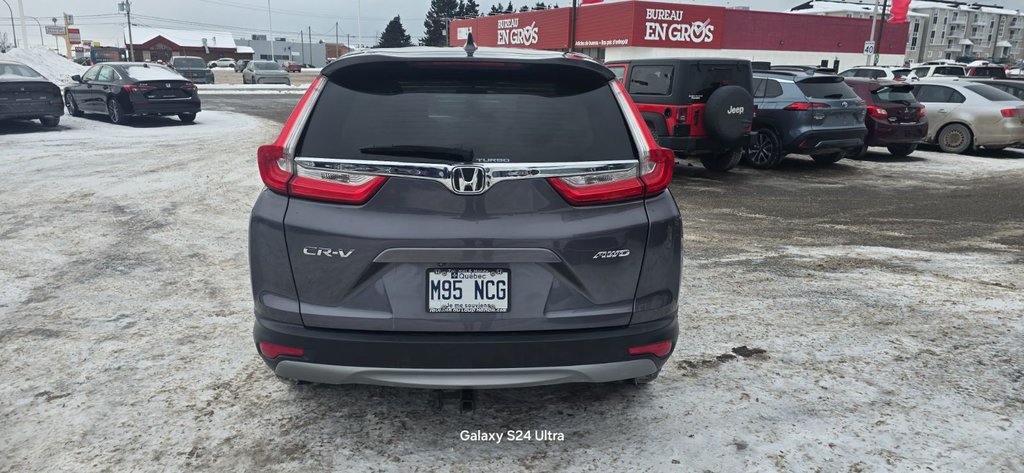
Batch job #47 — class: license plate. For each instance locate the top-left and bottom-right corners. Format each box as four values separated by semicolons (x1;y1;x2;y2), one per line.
427;268;509;313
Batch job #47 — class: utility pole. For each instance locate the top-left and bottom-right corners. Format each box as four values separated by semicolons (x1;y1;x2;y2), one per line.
356;0;362;49
569;0;578;52
118;1;134;60
335;21;339;57
63;12;72;58
875;0;890;65
267;0;274;60
299;29;304;65
307;25;311;65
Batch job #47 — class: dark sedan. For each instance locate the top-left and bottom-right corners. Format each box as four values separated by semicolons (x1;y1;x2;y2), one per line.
844;78;928;158
64;62;200;125
0;60;64;127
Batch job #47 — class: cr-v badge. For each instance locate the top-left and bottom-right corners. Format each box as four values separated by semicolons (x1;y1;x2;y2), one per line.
303;247;354;258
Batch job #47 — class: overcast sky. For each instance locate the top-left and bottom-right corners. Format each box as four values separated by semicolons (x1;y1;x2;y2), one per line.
8;0;1024;48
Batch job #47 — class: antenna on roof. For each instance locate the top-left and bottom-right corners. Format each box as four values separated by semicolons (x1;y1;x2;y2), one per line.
464;33;477;57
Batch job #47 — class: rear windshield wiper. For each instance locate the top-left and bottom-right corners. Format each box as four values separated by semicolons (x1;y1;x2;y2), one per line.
359;145;474;163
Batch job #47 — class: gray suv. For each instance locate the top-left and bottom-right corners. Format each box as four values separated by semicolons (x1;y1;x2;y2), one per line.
249;45;682;389
744;70;867;169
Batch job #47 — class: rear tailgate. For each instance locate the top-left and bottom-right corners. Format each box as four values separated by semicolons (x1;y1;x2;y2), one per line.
796;76;866;130
283;59;659;332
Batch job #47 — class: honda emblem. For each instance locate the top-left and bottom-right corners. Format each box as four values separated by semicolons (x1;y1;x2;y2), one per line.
451;166;486;195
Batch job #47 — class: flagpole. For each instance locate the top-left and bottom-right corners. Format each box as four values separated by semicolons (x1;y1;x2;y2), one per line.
875;0;889;65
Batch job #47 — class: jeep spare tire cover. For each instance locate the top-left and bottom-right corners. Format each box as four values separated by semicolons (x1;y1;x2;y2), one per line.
703;85;754;146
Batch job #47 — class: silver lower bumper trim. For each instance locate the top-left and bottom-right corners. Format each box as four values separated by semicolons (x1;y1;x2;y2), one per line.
274;359;659;389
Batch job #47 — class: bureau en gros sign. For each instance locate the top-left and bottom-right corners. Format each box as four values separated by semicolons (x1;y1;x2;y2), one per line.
497;18;539;46
643;8;715;44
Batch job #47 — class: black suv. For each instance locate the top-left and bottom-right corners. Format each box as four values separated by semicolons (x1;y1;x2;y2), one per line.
169;56;214;84
606;58;755;172
744;70;867;169
250;45;682;388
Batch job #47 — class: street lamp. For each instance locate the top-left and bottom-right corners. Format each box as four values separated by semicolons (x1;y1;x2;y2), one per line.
27;16;43;46
267;0;274;60
0;0;17;49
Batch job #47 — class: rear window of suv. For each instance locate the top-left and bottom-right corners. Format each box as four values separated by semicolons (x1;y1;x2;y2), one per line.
684;62;752;102
628;65;673;95
172;58;206;69
298;63;635;163
873;85;917;103
796;78;859;99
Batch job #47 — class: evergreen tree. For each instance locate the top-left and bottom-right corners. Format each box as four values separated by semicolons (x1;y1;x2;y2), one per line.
376;16;412;48
519;5;530;12
421;0;460;46
488;4;503;15
463;0;481;17
505;2;514;13
533;2;547;10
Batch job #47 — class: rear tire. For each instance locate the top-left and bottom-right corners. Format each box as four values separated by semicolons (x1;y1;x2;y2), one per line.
107;98;128;125
178;112;196;123
65;93;83;117
886;143;917;157
743;128;782;169
39;116;60;127
700;149;743;172
811;152;844;165
937;123;972;154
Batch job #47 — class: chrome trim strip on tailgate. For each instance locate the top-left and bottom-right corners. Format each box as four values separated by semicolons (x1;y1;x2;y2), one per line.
373;248;562;263
292;157;638;193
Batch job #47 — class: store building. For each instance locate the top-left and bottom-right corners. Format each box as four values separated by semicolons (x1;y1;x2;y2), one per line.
449;1;909;69
235;37;332;67
125;27;253;63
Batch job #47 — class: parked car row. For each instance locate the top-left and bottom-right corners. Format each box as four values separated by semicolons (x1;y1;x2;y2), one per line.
605;58;1023;171
64;62;202;125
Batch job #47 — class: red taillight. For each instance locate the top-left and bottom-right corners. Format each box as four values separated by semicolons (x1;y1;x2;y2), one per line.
1000;108;1020;118
918;104;926;119
256;76;388;204
784;102;830;111
123;84;155;93
181;83;197;92
866;105;889;119
628;340;673;358
548;81;673;206
258;341;305;359
894;76;906;81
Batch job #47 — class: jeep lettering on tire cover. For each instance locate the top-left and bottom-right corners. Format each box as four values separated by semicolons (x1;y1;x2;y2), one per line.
704;85;754;146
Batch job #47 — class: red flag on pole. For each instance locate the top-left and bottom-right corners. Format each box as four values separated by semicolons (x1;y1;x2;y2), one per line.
888;0;911;23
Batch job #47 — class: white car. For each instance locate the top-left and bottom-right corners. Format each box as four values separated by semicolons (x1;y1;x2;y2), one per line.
911;64;967;79
839;66;918;81
207;58;236;68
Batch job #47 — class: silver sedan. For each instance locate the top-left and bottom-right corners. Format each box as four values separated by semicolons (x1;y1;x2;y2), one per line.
241;61;292;86
912;80;1024;153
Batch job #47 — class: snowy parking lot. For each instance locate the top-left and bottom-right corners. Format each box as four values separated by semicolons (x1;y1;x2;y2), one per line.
1;109;1023;471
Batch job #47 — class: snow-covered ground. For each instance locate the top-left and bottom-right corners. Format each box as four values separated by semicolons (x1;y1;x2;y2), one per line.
0;46;85;85
0;112;1022;471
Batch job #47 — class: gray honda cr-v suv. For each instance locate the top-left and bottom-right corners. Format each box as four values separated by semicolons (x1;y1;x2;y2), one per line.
249;44;682;389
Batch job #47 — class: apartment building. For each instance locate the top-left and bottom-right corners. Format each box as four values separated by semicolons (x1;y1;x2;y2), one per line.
791;0;1024;63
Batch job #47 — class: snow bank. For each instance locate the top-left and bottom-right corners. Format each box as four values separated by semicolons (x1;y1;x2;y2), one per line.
0;47;86;85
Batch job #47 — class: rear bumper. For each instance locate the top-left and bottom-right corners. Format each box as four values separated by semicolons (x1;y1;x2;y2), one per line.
127;100;201;116
0;102;64;120
654;134;752;154
865;120;928;146
254;316;678;388
786;128;866;153
254;76;291;84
